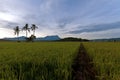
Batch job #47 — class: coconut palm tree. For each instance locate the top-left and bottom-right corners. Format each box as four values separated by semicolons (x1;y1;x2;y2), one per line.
31;24;38;36
14;26;20;41
22;24;30;38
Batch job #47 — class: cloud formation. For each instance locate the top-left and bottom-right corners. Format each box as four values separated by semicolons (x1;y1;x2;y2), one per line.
0;0;120;39
68;22;120;34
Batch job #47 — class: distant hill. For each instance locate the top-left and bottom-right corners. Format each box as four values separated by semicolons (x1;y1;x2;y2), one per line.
2;36;90;42
2;36;120;42
59;37;89;41
35;35;61;41
3;35;61;41
3;36;26;41
92;38;120;42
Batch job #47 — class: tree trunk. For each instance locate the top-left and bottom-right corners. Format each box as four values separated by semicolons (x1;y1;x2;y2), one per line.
26;30;27;37
33;30;35;36
17;34;19;42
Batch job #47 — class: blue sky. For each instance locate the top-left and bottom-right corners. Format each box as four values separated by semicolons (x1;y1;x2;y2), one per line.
0;0;120;39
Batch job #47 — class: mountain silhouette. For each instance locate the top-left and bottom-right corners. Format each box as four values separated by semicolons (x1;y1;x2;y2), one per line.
3;35;61;41
92;38;120;42
36;35;60;41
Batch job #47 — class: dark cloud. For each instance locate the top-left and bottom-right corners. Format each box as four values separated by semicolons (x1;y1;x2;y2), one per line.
57;17;76;28
0;0;120;39
68;22;120;34
0;20;20;28
7;22;20;28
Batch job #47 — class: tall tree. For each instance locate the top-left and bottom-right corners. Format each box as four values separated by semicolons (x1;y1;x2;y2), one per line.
14;26;20;41
31;24;38;36
22;24;30;37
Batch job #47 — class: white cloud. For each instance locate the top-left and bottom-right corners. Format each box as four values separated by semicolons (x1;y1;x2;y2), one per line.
76;28;120;39
0;28;14;38
0;0;120;39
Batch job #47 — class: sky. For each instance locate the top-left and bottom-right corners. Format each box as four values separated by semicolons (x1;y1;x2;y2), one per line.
0;0;120;39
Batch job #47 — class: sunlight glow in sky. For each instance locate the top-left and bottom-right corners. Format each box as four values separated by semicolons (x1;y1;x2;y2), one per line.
0;12;17;22
0;0;120;39
0;28;13;38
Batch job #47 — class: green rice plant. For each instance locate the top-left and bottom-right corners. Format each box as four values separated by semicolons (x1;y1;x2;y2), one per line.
0;42;80;80
83;42;120;80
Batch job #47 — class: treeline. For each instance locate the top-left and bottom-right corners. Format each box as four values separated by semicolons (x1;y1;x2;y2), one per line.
59;37;89;42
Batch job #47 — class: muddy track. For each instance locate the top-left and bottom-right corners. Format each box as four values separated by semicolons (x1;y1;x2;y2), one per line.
72;43;98;80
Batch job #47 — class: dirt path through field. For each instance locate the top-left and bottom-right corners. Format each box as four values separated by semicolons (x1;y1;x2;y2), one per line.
72;43;97;80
